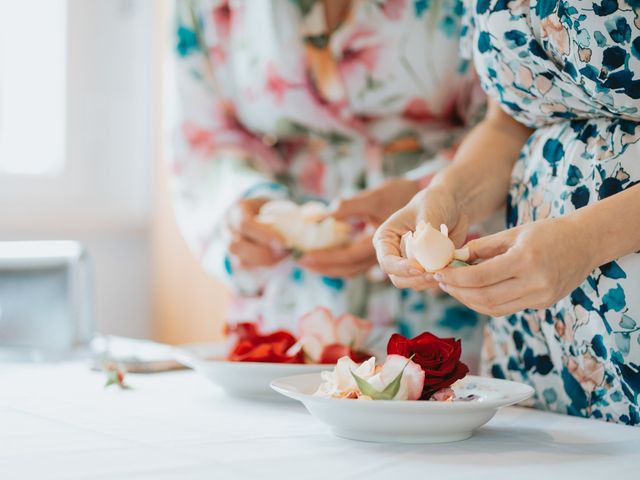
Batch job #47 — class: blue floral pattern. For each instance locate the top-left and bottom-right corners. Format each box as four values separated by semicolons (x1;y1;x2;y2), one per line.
464;0;640;425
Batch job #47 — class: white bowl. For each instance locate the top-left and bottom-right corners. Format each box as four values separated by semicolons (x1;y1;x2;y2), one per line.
271;373;534;443
173;343;327;400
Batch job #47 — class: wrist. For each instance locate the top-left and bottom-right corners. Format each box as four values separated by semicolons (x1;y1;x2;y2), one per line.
428;169;473;215
562;208;612;269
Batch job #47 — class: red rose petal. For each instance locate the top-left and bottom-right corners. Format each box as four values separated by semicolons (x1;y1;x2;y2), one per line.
227;324;304;363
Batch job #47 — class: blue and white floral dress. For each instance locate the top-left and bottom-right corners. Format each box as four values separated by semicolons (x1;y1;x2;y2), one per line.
463;0;640;425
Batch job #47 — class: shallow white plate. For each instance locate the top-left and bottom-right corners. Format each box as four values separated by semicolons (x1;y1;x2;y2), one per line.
173;343;327;400
271;373;534;443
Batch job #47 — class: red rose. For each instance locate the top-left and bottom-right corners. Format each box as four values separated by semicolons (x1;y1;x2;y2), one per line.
387;332;469;399
227;323;304;364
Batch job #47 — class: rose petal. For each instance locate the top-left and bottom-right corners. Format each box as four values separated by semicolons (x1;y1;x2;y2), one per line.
368;354;425;400
400;231;414;260
335;314;372;350
319;344;352;364
410;222;456;272
299;307;336;345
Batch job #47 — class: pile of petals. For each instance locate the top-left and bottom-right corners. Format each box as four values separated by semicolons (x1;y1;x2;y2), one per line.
314;332;469;401
257;200;351;252
226;323;304;363
226;307;372;364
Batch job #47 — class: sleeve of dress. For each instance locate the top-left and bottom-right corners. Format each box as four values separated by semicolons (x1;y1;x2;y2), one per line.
170;0;288;294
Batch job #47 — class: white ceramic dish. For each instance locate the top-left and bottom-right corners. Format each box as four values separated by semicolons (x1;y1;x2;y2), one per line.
173;343;327;400
271;373;534;443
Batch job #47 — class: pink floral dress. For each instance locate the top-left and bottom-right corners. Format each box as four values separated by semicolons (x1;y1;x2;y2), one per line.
171;0;486;367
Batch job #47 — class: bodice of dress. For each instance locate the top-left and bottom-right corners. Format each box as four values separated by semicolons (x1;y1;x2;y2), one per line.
181;0;484;200
465;0;640;127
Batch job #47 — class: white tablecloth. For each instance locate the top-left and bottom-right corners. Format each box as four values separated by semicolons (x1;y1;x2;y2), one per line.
1;363;639;480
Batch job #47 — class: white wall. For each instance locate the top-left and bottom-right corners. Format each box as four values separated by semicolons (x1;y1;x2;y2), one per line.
0;0;158;338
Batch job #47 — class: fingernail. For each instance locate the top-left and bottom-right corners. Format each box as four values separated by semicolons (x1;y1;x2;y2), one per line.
424;274;434;281
409;268;422;275
438;282;448;292
434;273;443;281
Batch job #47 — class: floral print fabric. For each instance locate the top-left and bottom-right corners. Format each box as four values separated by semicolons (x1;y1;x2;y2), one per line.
464;0;640;424
172;0;486;367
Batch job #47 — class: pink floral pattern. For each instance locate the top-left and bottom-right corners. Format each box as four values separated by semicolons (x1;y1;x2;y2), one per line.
171;0;486;365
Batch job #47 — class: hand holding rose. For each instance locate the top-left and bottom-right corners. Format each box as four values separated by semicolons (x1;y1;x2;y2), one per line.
434;217;597;317
373;185;469;290
299;178;421;278
226;197;288;269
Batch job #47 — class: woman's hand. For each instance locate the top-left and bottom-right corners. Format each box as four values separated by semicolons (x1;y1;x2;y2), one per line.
297;178;420;278
226;197;288;269
434;217;595;316
372;185;469;290
296;234;377;278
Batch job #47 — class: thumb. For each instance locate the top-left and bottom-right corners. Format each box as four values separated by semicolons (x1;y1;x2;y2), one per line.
464;231;514;263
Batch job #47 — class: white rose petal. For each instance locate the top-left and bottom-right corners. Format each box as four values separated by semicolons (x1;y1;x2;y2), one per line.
314;356;377;398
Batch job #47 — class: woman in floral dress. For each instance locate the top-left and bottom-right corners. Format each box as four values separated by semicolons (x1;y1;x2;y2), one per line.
171;0;486;365
375;0;640;424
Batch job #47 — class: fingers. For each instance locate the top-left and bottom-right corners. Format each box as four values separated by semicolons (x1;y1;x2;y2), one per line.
298;236;374;268
449;291;533;317
227;199;286;251
373;226;424;276
435;233;518;288
237;216;285;250
298;236;377;277
228;237;286;269
464;230;514;263
389;273;438;291
303;257;377;278
440;278;526;314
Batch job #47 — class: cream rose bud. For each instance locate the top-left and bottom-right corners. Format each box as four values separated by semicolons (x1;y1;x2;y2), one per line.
401;221;469;273
257;200;351;252
366;354;425;401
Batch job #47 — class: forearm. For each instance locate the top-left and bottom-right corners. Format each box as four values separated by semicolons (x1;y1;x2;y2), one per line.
430;100;533;224
569;184;640;267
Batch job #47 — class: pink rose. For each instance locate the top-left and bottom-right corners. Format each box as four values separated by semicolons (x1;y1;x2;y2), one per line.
298;307;372;364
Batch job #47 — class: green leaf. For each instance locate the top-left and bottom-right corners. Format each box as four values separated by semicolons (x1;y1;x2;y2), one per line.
105;370;119;388
350;358;412;400
351;371;383;398
104;369;131;390
449;260;470;268
377;368;405;400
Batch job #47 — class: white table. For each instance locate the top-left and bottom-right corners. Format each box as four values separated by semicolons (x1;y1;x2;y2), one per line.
1;363;639;480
